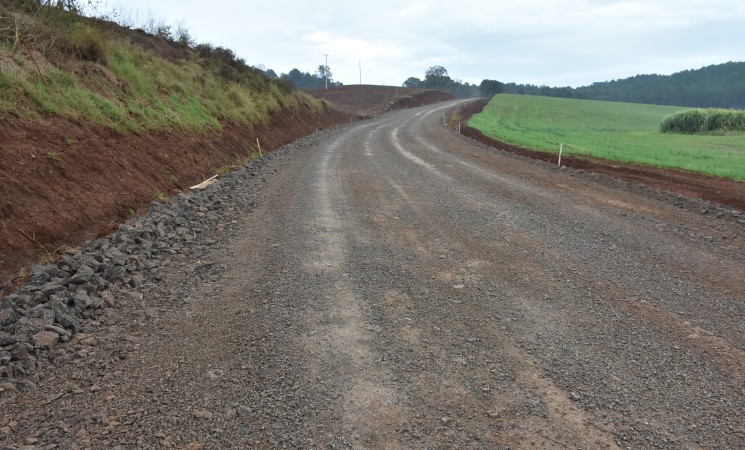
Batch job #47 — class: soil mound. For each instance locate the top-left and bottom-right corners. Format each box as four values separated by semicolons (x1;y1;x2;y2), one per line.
305;85;454;117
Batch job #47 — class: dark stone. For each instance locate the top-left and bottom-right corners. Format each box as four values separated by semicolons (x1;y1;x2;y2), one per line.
27;305;55;324
0;331;17;346
2;294;26;309
41;282;68;300
69;265;95;285
103;265;126;284
52;298;79;333
0;307;18;327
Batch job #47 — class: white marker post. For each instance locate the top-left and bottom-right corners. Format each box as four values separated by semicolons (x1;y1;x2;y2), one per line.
558;143;563;167
257;138;262;157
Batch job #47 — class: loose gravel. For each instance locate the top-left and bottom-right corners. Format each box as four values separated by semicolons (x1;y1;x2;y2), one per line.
1;103;744;449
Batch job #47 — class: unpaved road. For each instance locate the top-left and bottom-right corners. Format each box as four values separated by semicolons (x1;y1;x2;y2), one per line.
3;101;745;448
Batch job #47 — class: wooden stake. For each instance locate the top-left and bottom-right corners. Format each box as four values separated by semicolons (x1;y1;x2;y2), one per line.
558;143;563;167
256;138;262;157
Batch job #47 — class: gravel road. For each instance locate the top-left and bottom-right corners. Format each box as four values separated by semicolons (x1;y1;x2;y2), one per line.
2;100;744;449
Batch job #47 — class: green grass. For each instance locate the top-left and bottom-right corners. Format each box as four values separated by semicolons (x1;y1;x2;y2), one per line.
469;94;745;180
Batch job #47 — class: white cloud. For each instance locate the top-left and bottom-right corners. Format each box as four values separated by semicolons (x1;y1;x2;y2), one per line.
100;0;745;87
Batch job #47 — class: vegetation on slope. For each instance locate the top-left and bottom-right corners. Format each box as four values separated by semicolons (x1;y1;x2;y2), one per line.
469;94;745;180
0;1;328;131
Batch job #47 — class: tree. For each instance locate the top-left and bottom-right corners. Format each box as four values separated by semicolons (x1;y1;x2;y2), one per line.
425;65;448;78
317;64;332;85
423;65;452;90
479;79;503;97
403;77;421;89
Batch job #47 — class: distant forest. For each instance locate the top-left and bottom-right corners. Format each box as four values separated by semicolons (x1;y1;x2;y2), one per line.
503;62;745;109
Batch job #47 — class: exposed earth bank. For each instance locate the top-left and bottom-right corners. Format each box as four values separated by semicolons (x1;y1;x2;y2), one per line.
0;106;351;288
305;85;455;117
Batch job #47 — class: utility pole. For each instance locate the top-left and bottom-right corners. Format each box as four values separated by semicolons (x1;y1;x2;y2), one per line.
324;53;329;90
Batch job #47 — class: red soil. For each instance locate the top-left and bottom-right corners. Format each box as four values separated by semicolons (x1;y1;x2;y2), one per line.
0;107;350;287
305;85;454;117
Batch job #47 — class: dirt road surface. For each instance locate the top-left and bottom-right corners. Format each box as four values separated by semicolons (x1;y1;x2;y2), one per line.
3;101;745;448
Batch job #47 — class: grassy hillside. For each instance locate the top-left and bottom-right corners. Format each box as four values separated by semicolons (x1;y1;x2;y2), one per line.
469;94;745;180
0;3;327;130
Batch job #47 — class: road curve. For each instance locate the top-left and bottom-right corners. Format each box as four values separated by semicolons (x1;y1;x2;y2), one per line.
4;101;745;448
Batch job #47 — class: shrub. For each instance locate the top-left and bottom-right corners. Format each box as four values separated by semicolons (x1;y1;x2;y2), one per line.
661;108;745;134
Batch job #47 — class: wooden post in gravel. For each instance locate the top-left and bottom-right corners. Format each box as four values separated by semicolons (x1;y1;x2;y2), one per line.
558;143;563;167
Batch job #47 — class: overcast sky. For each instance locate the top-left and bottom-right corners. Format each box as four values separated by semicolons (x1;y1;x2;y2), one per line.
97;0;745;87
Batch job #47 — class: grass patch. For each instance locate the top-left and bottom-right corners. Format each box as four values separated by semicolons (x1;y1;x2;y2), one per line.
469;94;745;180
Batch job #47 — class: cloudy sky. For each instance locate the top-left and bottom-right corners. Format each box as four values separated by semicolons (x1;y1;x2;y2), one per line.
97;0;745;87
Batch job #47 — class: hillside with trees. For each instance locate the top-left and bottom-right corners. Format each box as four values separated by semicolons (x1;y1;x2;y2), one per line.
502;62;745;109
277;65;343;90
403;66;485;98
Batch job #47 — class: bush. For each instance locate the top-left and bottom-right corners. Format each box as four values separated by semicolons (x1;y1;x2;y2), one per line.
661;108;745;134
62;25;106;62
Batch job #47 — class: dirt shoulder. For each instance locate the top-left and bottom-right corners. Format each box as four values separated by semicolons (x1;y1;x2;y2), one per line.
454;99;745;212
0;107;351;288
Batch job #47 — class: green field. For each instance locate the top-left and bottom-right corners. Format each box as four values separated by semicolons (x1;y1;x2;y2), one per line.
468;94;745;180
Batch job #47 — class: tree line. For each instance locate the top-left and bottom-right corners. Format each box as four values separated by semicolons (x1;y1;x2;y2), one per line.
502;62;745;109
402;66;502;99
266;65;343;90
262;64;502;98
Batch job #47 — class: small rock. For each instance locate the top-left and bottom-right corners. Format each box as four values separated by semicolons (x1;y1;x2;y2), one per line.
69;265;95;284
194;410;213;420
182;443;205;450
0;332;17;346
569;392;581;401
32;330;59;349
0;308;18;327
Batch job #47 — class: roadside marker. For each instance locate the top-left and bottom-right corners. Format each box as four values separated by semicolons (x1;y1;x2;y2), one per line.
558;143;563;167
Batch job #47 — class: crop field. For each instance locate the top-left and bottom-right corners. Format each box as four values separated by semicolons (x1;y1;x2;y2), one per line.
468;94;745;180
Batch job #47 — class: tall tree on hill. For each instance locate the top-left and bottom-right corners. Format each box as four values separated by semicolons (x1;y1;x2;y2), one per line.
317;64;332;84
403;77;422;89
479;79;504;98
424;65;453;90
